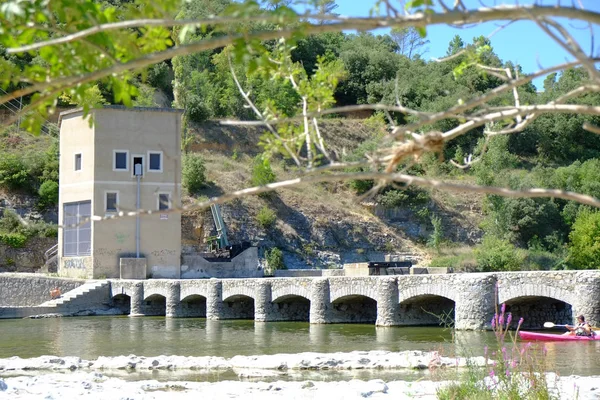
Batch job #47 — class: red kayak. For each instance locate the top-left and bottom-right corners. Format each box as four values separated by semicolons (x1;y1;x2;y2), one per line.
519;331;600;341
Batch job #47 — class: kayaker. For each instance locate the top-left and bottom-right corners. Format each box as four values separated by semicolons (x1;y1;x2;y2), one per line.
564;314;594;336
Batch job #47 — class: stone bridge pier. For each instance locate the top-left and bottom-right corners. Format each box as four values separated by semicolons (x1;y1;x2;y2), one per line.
108;271;600;330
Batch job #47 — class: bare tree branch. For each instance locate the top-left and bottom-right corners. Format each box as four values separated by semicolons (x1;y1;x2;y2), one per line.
3;5;600;109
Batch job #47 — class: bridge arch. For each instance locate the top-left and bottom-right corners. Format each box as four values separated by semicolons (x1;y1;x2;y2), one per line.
498;284;574;306
330;294;378;324
180;284;210;302
142;293;166;316
222;294;255;320
222;287;256;302
180;294;207;318
398;293;455;326
330;286;378;304
398;283;457;304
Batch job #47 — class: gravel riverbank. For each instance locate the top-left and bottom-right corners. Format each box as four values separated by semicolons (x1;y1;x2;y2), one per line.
0;351;598;399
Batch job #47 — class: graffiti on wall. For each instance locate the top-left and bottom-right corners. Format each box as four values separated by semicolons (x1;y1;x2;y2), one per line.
115;233;128;244
64;257;87;269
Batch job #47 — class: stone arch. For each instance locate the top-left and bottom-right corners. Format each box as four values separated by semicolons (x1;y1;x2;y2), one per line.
222;287;256;302
498;284;574;307
272;294;311;322
330;294;378;324
109;282;133;298
180;285;210;302
142;283;170;300
222;294;255;320
500;294;573;329
398;283;457;304
272;286;311;303
143;293;167;316
330;286;378;304
180;294;207;318
398;293;455;327
110;293;131;314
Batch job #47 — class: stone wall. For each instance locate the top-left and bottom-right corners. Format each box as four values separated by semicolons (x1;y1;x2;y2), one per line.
181;247;261;279
0;274;84;306
0;238;57;273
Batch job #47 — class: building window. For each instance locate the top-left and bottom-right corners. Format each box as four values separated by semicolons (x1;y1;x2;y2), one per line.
105;191;118;213
158;193;170;211
132;155;144;177
74;153;82;171
114;150;128;171
148;151;162;172
63;201;91;257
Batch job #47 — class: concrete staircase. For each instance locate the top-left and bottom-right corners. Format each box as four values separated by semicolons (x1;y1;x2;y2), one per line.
39;280;109;308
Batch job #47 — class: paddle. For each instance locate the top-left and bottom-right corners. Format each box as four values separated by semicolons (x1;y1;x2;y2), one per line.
544;321;600;330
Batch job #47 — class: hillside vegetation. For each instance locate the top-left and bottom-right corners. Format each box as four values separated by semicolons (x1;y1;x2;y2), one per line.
1;0;600;272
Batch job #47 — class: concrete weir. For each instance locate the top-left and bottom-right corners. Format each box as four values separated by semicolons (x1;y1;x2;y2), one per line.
107;270;600;330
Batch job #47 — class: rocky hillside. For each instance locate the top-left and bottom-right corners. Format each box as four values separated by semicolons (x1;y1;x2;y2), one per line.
181;119;484;269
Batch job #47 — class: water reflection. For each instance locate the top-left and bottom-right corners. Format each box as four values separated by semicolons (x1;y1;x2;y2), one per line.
1;317;599;377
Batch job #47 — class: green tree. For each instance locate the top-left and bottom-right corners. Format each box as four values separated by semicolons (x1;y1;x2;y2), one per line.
38;181;59;208
474;235;522;272
264;247;285;275
568;210;600;269
182;153;207;194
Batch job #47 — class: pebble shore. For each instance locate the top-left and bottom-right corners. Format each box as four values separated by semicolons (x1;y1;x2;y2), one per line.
0;351;598;399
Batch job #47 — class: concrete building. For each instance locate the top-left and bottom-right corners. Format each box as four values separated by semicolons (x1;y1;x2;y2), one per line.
57;106;183;279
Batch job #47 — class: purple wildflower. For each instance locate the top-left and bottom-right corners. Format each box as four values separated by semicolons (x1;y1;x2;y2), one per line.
501;303;506;314
499;314;504;327
491;315;497;329
489;369;495;378
506;313;512;326
518;317;524;327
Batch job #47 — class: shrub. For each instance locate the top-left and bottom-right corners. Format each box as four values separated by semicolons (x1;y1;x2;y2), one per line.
38;180;59;208
474;235;523;272
378;189;409;208
264;247;285;275
377;188;430;209
568;209;600;269
427;214;443;253
182;153;206;194
0;153;30;191
0;209;22;233
0;232;27;248
256;206;276;229
251;155;276;187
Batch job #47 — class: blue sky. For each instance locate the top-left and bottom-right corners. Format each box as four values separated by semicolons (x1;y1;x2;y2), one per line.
332;0;600;90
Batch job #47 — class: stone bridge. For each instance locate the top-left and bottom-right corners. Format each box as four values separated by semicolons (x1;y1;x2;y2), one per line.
108;270;600;330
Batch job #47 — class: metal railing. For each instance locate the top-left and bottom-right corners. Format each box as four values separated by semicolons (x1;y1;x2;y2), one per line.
44;243;59;267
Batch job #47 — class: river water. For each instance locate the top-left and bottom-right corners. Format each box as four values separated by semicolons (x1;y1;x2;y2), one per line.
1;316;600;380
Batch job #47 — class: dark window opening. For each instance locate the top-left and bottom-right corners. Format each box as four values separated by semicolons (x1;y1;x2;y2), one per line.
149;153;161;171
115;152;127;170
74;154;82;171
159;194;169;211
106;192;117;212
133;157;143;177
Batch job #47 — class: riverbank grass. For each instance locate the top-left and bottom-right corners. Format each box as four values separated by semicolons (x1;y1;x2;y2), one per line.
437;304;559;400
